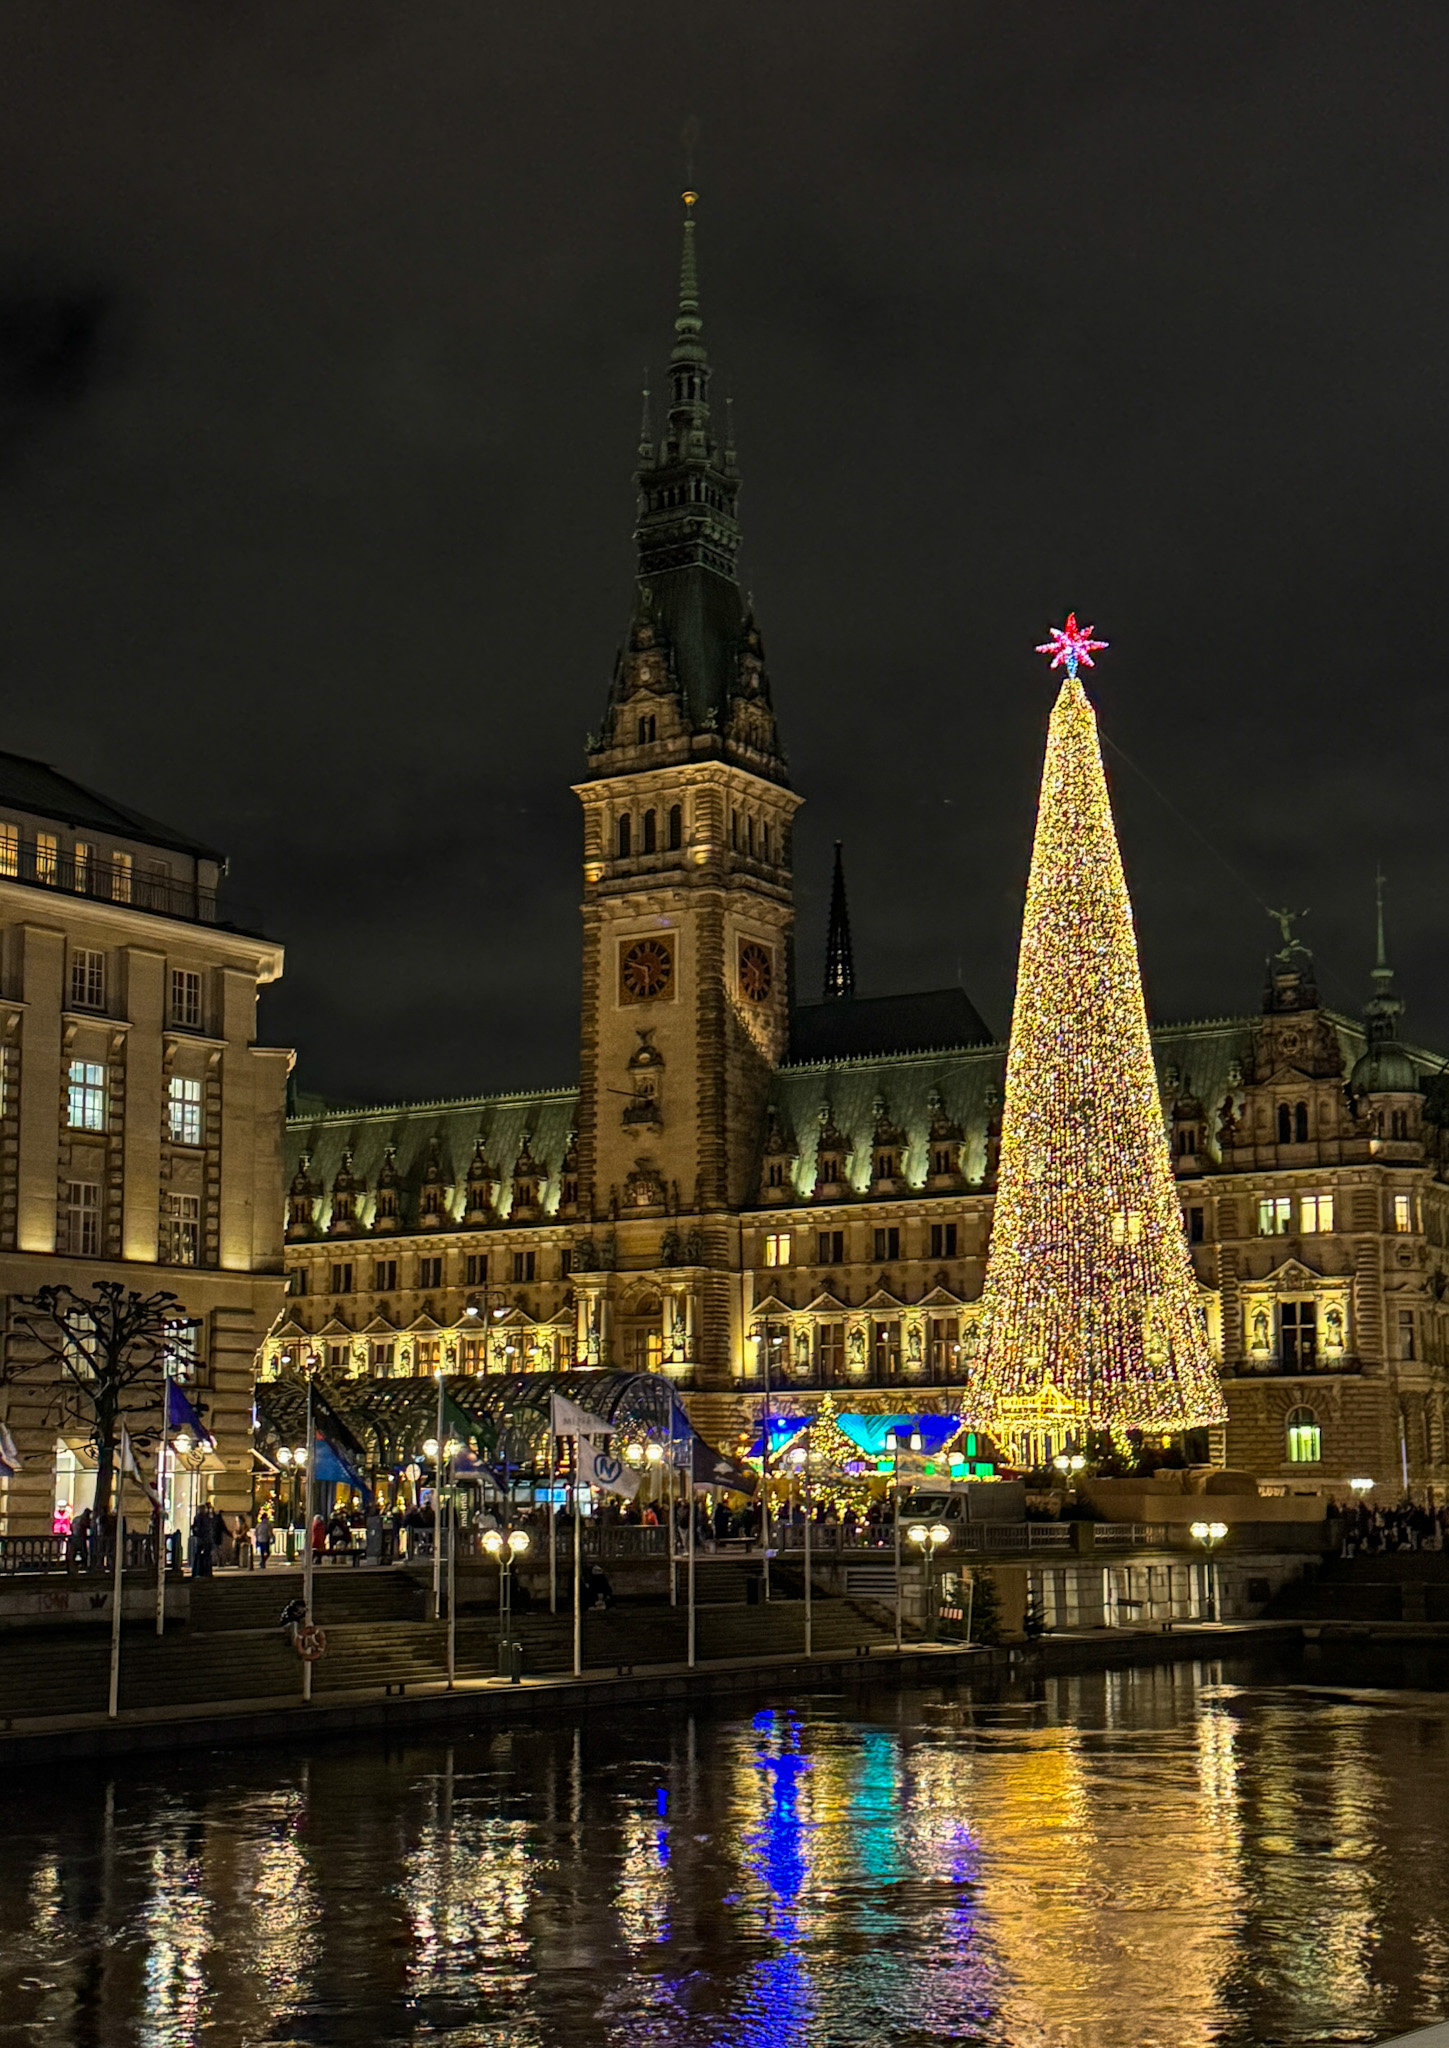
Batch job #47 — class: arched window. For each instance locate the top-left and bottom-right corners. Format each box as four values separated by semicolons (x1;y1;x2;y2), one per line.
1277;1103;1292;1144
667;804;682;851
616;815;631;859
1285;1405;1321;1464
642;809;657;854
1294;1100;1309;1143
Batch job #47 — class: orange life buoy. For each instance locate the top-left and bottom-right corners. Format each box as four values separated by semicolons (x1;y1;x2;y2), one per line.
294;1623;327;1662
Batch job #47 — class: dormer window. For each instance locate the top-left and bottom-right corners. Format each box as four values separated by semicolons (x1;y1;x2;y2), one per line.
637;713;656;744
874;1151;898;1181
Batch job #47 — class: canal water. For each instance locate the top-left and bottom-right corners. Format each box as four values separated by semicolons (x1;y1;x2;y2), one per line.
3;1647;1447;2048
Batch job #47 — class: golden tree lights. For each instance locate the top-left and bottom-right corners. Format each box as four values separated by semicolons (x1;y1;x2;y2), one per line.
973;620;1225;1455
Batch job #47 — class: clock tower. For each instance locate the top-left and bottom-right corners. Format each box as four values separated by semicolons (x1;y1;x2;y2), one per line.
574;193;800;1383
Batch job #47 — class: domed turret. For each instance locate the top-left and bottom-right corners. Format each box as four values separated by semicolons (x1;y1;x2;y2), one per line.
1349;871;1421;1102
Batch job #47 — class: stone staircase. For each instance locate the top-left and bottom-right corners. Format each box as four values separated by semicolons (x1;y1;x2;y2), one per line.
0;1580;897;1724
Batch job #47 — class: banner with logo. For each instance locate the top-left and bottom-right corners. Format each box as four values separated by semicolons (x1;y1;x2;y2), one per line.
577;1440;640;1500
549;1392;613;1439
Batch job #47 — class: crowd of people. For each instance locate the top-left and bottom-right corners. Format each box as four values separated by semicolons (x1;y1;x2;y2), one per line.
1329;1497;1449;1556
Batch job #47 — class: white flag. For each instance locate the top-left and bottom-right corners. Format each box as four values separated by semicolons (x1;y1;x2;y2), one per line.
549;1392;613;1439
577;1440;640;1500
119;1426;161;1510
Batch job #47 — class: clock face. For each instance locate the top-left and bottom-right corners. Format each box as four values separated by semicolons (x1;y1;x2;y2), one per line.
621;938;674;1003
739;942;773;1003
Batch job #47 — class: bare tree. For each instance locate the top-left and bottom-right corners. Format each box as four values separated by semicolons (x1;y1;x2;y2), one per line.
3;1282;200;1525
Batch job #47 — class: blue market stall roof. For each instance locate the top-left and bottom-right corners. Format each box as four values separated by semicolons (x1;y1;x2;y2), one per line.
744;1411;965;1460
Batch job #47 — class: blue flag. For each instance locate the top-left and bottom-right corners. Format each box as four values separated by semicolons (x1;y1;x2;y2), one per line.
166;1380;214;1447
313;1428;367;1495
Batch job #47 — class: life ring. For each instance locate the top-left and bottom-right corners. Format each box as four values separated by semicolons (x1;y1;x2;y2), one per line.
294;1623;327;1662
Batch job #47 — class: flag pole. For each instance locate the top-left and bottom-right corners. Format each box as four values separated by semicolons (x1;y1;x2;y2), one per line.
548;1420;557;1614
572;1440;582;1678
303;1378;314;1703
446;1439;457;1690
668;1407;677;1608
432;1371;444;1621
155;1351;170;1637
108;1430;126;1718
686;1445;696;1669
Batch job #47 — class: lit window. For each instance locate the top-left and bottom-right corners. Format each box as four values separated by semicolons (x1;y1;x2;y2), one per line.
167;1076;203;1146
69;949;105;1011
170;970;202;1030
460;1337;484;1373
161;1193;200;1266
34;832;58;884
73;842;93;893
111;850;132;903
0;824;17;876
1258;1196;1292;1235
763;1232;791;1268
1285;1405;1321;1464
1394;1194;1413;1233
67;1061;106;1131
65;1180;101;1257
1300;1194;1334;1234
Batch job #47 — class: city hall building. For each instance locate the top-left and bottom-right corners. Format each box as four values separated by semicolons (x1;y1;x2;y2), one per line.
277;200;1449;1501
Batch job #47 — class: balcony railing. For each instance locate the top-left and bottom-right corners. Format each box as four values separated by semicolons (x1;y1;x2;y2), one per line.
0;836;257;931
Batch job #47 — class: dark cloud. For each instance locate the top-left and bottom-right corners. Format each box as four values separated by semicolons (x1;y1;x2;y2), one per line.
0;0;1445;1099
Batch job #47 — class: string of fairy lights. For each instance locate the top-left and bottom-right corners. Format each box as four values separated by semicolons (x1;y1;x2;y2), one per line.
974;618;1226;1454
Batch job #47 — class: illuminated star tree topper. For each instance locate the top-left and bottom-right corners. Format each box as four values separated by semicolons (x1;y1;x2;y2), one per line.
1035;612;1108;680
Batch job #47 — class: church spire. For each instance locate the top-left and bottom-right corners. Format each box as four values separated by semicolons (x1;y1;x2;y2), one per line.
823;841;856;1000
1365;865;1405;1043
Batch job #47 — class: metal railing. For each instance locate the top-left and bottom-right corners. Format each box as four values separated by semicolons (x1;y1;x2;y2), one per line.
0;1530;171;1575
0;835;256;931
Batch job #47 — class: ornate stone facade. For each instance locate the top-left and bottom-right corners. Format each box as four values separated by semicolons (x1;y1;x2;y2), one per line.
276;205;1449;1500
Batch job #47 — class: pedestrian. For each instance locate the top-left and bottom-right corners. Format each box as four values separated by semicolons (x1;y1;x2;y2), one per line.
254;1509;274;1568
190;1501;215;1578
310;1512;326;1563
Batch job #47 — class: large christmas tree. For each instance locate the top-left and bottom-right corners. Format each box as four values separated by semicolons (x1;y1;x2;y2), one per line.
974;617;1224;1461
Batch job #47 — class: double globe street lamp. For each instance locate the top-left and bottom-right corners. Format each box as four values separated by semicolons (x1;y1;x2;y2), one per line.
483;1526;531;1682
907;1521;951;1638
1189;1519;1228;1622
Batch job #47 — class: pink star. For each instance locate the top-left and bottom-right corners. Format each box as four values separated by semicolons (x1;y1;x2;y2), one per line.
1035;613;1108;678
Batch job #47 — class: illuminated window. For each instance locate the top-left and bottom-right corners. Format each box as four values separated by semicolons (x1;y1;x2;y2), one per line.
67;1060;105;1131
64;1180;100;1257
162;1193;201;1267
1394;1194;1413;1233
34;832;58;883
170;970;202;1029
111;851;132;903
167;1076;203;1146
459;1338;483;1373
415;1339;440;1375
1258;1196;1292;1235
69;949;105;1011
1300;1194;1334;1234
1285;1405;1321;1464
0;824;16;876
73;842;93;892
763;1232;790;1268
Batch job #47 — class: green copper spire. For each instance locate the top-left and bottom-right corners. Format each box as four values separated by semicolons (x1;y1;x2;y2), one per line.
1365;865;1405;1041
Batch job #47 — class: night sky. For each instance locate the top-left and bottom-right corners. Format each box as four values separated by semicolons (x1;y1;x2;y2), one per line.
2;4;1446;1105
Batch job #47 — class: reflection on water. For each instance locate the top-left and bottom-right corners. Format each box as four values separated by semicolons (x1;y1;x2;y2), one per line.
3;1648;1448;2047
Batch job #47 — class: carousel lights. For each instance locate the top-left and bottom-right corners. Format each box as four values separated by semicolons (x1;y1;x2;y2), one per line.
973;623;1226;1445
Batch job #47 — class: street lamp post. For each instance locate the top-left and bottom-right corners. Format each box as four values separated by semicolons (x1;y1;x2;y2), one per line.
883;1426;923;1653
907;1521;951;1639
789;1439;812;1657
482;1526;531;1682
1189;1519;1228;1623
